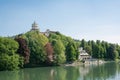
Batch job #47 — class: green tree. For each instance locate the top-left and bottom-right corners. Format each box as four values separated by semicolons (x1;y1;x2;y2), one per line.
49;33;60;42
49;32;79;63
0;37;23;70
80;39;87;49
0;54;20;70
49;32;74;47
21;31;49;65
108;44;118;60
52;39;66;65
84;46;92;56
66;42;76;61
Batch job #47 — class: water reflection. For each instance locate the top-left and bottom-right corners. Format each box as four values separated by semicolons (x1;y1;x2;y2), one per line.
85;63;115;80
0;71;20;80
0;62;120;80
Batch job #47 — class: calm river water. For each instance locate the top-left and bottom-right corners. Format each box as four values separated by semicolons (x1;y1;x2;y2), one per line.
0;62;120;80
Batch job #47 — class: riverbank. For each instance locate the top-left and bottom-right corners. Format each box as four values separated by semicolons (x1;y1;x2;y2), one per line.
64;59;107;66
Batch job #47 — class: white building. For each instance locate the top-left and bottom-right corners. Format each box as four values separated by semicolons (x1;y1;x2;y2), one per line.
78;47;91;60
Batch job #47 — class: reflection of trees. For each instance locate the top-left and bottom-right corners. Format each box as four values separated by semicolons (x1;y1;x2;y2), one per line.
54;67;67;80
79;64;92;80
0;71;20;80
83;62;120;80
65;66;80;80
22;67;56;80
20;66;80;80
20;67;67;80
1;62;120;80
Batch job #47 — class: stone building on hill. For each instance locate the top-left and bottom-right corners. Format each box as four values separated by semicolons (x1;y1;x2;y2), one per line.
31;21;57;37
43;29;57;37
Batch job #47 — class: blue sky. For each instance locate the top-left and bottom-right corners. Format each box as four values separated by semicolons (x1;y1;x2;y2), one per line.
0;0;120;44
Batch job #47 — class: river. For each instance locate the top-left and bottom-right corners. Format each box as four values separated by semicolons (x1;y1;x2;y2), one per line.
0;62;120;80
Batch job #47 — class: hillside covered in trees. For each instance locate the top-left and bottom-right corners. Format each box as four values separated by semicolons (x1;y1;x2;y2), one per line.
0;30;120;71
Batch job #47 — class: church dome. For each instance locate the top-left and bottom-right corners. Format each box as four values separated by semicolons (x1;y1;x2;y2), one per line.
31;21;39;30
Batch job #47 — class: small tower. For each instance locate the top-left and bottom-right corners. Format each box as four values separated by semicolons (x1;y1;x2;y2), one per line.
31;21;39;31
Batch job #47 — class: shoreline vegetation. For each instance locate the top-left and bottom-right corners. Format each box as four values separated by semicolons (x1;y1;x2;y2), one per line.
1;23;120;71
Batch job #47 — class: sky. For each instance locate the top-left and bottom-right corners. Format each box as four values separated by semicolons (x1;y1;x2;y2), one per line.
0;0;120;44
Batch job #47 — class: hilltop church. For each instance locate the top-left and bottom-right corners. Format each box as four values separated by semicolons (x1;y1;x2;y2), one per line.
31;21;57;37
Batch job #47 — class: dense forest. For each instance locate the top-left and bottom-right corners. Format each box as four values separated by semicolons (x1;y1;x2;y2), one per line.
0;30;120;71
80;39;120;60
